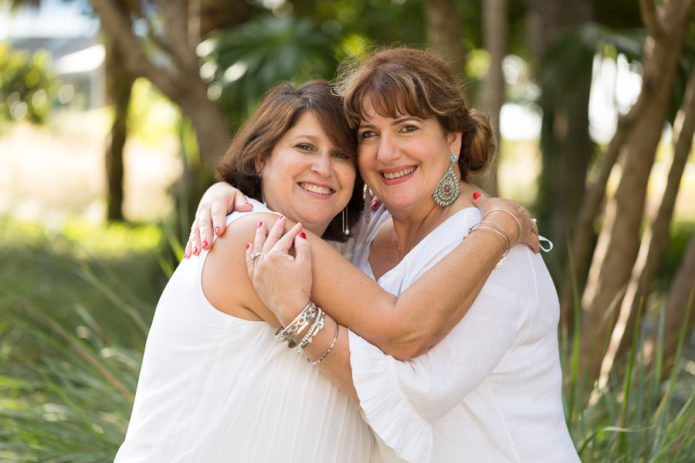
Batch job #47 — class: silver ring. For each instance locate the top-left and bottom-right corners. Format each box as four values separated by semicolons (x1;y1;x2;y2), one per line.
250;252;262;262
530;218;537;224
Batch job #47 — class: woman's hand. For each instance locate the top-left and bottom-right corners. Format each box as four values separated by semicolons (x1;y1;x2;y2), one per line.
245;217;313;326
472;192;541;254
185;182;253;258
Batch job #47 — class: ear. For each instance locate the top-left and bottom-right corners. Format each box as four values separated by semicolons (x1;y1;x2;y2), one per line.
254;158;265;177
447;131;462;157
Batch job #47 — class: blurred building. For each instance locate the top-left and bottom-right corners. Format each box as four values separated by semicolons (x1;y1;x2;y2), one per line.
9;34;105;110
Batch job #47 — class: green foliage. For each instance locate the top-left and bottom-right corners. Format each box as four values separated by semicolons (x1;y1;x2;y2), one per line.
199;14;340;129
0;42;58;126
563;289;695;462
0;216;167;461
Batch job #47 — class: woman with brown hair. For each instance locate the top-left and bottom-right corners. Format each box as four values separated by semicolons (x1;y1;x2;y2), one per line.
193;48;578;462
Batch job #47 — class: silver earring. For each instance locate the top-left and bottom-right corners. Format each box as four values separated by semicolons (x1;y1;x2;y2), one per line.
342;207;350;236
362;184;372;223
432;154;460;207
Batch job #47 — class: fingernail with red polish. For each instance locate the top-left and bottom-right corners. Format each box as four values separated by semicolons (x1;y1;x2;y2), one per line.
258;221;263;228
202;240;209;249
246;243;251;249
193;247;198;255
473;192;481;200
215;226;220;235
299;232;307;239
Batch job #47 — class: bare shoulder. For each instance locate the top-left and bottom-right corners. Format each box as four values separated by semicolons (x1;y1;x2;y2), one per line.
201;211;283;324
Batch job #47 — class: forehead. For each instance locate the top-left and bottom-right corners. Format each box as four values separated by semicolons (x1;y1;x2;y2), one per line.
285;111;327;137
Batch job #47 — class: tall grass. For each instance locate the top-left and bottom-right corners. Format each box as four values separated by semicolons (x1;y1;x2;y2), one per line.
0;215;694;461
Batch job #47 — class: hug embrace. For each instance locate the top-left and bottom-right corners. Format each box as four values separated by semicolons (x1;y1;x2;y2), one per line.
115;47;579;462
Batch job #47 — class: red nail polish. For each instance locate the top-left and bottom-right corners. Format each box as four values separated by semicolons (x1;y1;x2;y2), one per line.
202;240;209;249
258;221;263;228
215;227;220;235
473;192;481;200
193;247;198;255
299;232;307;239
371;200;379;211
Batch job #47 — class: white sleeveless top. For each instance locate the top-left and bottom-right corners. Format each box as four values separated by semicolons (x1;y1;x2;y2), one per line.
115;200;374;462
348;206;580;463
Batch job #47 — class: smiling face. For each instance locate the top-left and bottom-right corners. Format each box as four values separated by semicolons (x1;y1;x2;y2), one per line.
261;111;356;235
357;101;461;217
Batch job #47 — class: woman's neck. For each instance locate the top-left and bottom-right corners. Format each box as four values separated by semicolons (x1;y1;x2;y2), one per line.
387;181;476;255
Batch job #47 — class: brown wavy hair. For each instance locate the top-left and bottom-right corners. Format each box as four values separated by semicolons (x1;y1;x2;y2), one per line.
215;80;364;242
335;47;495;179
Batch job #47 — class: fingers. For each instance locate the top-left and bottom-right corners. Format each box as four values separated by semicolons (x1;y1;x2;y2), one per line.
294;229;310;264
254;219;269;258
261;216;287;255
234;193;253;213
185;222;202;258
273;222;303;255
197;208;214;252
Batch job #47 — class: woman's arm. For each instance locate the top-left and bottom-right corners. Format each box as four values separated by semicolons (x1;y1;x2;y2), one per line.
246;194;537;361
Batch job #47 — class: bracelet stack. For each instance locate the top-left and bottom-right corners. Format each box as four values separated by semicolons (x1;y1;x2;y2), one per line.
468;209;522;269
275;301;326;353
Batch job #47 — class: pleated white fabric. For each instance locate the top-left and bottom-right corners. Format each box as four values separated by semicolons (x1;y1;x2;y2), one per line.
349;206;580;463
115;200;374;462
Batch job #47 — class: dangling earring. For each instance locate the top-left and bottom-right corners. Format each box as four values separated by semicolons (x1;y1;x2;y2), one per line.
432;154;460;207
342;207;350;236
362;184;372;223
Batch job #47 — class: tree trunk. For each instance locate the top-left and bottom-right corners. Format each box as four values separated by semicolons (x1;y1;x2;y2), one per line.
424;0;468;85
103;32;134;221
578;0;695;383
655;231;695;377
596;67;695;385
477;0;508;196
90;0;234;169
526;0;594;291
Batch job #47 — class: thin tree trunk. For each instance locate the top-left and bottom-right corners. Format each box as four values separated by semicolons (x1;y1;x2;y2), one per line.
655;232;695;378
578;0;695;382
424;0;468;87
477;0;507;196
103;33;134;221
526;0;594;294
596;68;695;385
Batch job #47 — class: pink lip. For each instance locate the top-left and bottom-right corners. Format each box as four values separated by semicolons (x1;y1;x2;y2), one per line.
379;165;417;185
298;181;336;199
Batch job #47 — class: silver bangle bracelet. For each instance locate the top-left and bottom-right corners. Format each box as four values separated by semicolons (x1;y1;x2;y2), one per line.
310;323;340;365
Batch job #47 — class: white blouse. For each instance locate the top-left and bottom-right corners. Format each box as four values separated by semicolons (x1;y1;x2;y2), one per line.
115;200;374;462
349;206;580;463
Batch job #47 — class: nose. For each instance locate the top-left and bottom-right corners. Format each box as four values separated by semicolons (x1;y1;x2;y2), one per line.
376;132;399;163
311;152;332;177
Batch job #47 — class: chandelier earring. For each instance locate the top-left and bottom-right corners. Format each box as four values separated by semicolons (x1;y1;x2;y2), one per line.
432;154;460;207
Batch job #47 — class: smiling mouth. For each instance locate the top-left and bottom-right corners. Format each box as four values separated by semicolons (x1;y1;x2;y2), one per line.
382;167;416;180
299;182;334;195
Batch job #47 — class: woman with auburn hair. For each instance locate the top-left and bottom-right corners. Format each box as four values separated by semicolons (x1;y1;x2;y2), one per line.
117;78;536;462
192;48;578;462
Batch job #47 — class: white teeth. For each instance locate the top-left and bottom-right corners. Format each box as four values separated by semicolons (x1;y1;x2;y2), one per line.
300;183;333;195
383;167;416;180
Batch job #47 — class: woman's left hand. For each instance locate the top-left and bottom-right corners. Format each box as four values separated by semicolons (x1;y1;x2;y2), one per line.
246;217;314;326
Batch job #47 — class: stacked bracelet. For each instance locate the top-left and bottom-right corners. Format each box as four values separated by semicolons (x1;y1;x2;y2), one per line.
275;301;326;353
482;209;521;245
468;222;511;257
